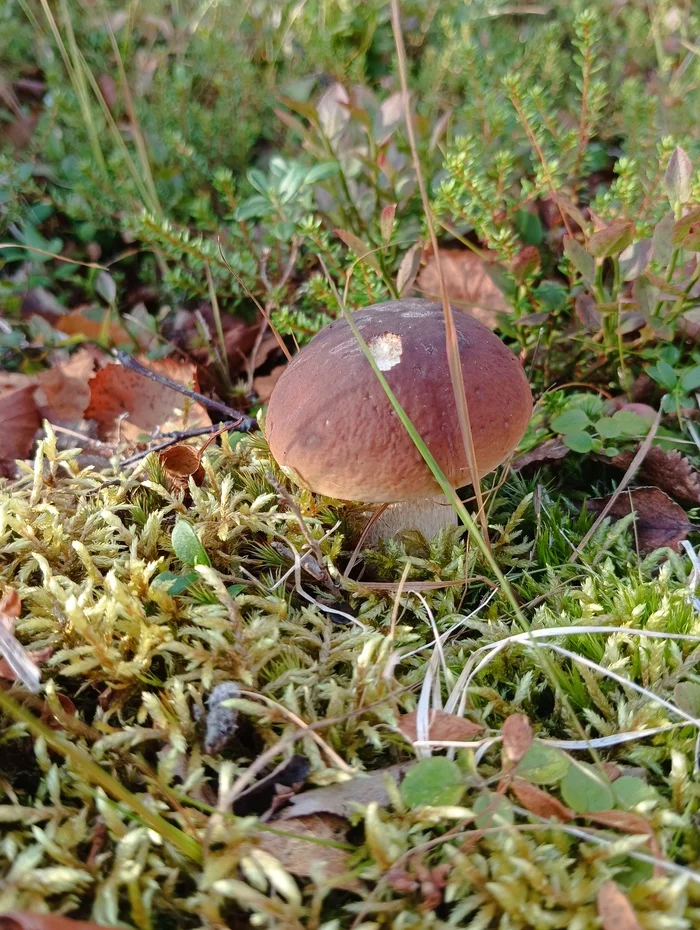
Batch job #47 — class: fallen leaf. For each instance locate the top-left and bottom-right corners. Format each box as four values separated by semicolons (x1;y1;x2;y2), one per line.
587;486;692;554
0;916;112;930
0;586;21;619
0;375;41;474
35;347;105;422
397;709;483;743
502;714;534;768
512;437;570;473
511;779;573;821
55;308;130;345
159;445;205;490
84;357;211;442
254;365;286;403
607;445;700;505
396;243;423;296
279;763;415;820
597;881;643;930
416;248;510;329
258;814;358;891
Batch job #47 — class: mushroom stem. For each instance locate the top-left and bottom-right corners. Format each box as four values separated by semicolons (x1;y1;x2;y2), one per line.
364;494;459;545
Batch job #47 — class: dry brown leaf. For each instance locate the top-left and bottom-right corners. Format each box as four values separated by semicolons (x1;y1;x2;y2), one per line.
608;445;700;505
416;248;510;329
0;587;21;619
254;365;286;403
502;714;534;768
587;485;692;555
574;293;602;330
0;374;41;473
597;881;643;930
511;779;573;822
159;445;205;489
586;809;662;862
0;915;112;930
35;348;105;422
512;437;570;474
258;814;359;891
279;763;415;820
55;308;130;345
85;357;211;442
397;709;484;743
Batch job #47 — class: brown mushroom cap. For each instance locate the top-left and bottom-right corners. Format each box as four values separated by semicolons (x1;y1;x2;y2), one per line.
265;299;532;503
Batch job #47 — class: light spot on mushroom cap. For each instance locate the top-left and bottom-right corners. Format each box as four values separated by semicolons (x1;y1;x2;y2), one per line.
368;331;402;371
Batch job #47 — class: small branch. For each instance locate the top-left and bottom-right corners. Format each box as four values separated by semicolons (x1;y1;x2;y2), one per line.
119;422;242;468
113;350;256;428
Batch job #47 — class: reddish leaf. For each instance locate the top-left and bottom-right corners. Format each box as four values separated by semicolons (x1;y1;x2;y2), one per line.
158;445;205;489
397;709;484;744
416;248;510;329
587;486;692;554
574;293;602;330
588;220;635;259
502;714;533;768
380;204;397;244
511;779;573;821
35;347;105;423
335;228;380;272
607;445;700;505
597;881;643;930
396;243;423;296
55;308;130;345
512;437;570;474
85;357;211;443
258;814;358;891
0;374;41;474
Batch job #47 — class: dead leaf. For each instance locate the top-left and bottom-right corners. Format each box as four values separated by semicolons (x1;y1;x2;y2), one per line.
396;243;423;296
575;293;602;330
279;763;415;820
597;881;643;930
0;375;41;474
258;814;358;891
587;486;692;554
0;916;112;930
55;308;130;345
602;762;623;782
416;248;510;329
502;714;534;768
511;779;573;822
512;438;570;473
35;348;105;422
84;357;211;443
254;365;286;403
0;587;21;619
159;445;205;489
607;445;700;505
397;709;483;743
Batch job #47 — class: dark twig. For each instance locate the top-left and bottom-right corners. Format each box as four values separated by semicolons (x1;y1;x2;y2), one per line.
113;350;256;428
118;421;243;468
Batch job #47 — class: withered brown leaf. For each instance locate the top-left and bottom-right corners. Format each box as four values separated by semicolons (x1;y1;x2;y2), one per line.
587;485;692;555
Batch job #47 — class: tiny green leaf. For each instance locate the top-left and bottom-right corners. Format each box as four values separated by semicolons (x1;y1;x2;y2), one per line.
596;417;622;440
562;430;593;453
516;743;569;784
674;680;700;718
551;408;591;434
647;360;678;390
335;228;381;272
172;521;211;568
95;270;116;305
612;776;658;810
399;757;465;809
473;791;515;829
560;761;614;813
680;367;700;394
563;236;595;286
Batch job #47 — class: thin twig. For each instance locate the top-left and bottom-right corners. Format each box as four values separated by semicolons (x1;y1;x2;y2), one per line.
113;350;256;427
118;422;242;468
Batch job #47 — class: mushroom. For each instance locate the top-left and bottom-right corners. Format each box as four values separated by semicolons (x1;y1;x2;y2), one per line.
265;298;532;542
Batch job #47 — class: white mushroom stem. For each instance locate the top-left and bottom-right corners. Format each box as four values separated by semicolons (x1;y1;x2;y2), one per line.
363;494;459;546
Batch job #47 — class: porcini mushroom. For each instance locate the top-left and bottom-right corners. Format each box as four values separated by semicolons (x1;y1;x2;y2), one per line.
265;298;532;542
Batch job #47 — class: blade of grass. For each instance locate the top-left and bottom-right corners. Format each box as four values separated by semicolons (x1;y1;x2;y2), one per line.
0;689;202;863
389;0;490;547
